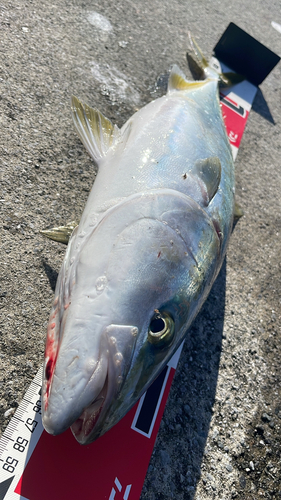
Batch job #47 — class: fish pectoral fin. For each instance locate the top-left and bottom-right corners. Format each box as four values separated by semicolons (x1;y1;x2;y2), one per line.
40;221;79;244
168;65;207;92
234;201;244;218
193;156;221;203
71;96;121;163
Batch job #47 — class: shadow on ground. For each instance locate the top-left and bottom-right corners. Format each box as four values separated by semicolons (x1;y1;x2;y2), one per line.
251;88;276;125
42;260;58;292
141;259;227;499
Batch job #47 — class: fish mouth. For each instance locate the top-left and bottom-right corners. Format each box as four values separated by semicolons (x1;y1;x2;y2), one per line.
70;375;109;443
69;324;139;444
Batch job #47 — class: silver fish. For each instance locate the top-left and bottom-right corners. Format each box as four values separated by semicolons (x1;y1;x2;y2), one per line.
42;53;235;444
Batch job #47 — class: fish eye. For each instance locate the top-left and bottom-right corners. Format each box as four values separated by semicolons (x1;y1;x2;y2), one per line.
148;311;175;345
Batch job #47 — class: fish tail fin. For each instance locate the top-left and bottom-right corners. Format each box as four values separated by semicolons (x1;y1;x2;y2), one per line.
187;33;244;87
188;32;209;75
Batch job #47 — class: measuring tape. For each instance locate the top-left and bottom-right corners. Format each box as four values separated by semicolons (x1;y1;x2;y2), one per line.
0;367;44;500
0;350;182;500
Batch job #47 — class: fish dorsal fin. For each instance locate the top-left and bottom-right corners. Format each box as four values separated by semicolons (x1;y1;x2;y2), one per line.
71;96;120;163
193;156;221;203
168;64;206;92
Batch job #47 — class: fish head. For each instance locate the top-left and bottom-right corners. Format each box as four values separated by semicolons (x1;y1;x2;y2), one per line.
42;189;220;444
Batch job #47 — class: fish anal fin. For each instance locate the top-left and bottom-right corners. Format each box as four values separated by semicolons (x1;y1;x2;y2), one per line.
71;96;120;163
168;65;207;92
193;156;221;203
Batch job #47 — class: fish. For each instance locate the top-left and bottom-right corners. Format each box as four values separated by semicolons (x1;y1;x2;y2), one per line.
41;42;236;445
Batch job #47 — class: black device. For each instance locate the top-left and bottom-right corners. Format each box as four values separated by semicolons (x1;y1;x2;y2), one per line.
214;22;280;86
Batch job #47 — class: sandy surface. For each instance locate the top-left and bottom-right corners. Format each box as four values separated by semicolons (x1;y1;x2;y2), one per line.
1;0;281;498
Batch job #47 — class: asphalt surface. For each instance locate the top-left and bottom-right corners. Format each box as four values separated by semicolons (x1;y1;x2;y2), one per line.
1;1;281;499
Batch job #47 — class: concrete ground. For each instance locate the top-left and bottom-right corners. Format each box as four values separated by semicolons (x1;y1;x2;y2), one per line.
1;0;281;498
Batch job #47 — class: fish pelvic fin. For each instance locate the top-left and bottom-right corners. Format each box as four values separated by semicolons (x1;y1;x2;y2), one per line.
71;96;121;163
234;201;244;219
40;221;79;244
